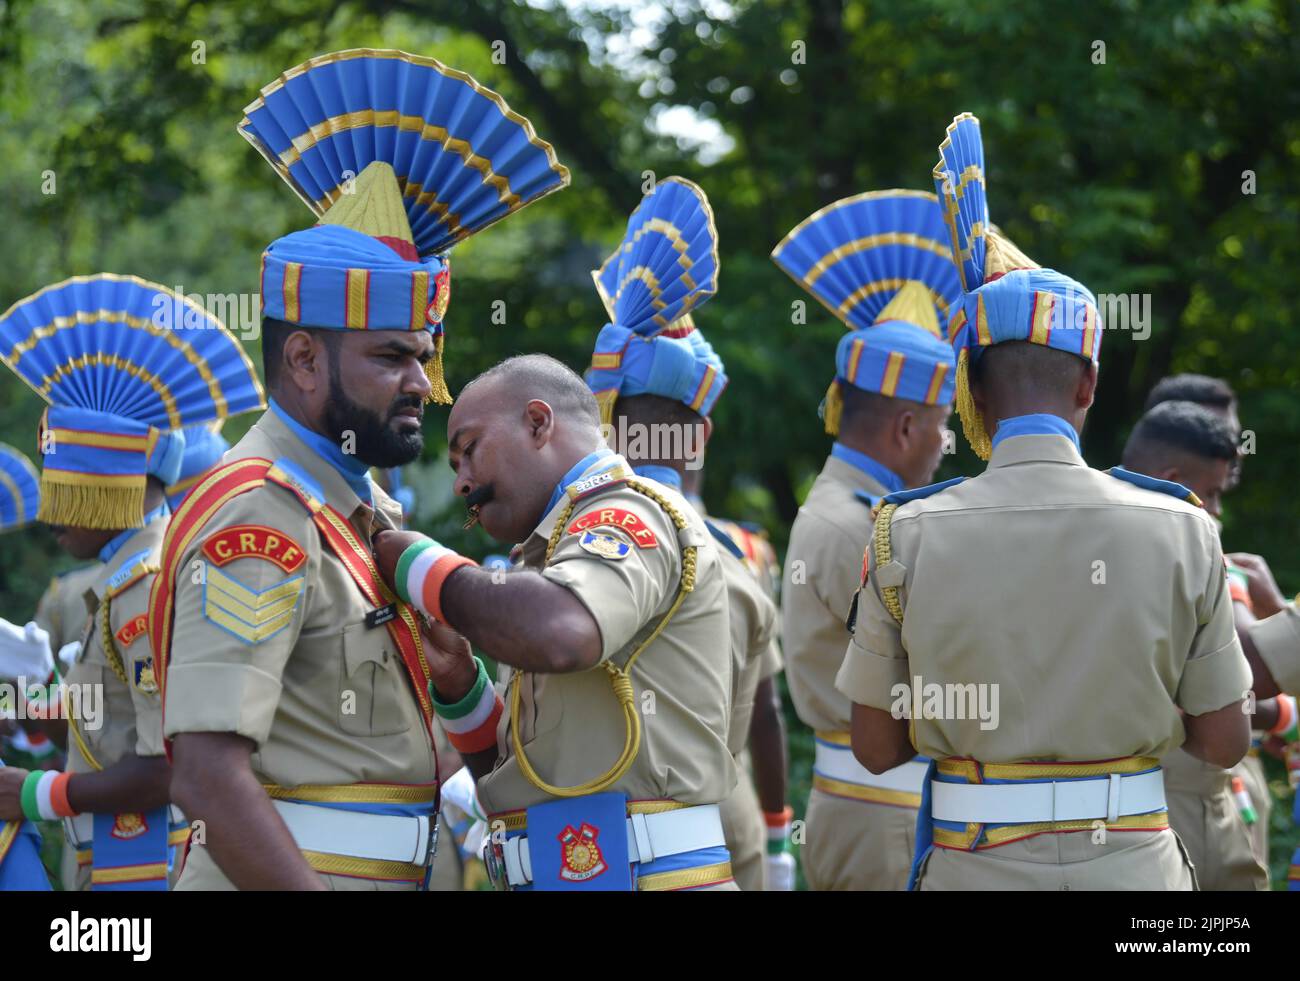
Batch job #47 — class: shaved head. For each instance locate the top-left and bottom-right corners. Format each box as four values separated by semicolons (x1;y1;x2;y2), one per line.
448;354;604;544
970;341;1097;438
465;354;601;429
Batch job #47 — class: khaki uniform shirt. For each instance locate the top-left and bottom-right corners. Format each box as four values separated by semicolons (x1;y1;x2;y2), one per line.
34;564;102;657
1252;603;1300;694
163;409;435;788
784;454;890;733
475;456;735;815
836;433;1251;762
66;519;167;775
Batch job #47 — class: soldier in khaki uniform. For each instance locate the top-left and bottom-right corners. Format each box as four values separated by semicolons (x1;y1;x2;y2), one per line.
770;189;961;889
0;273;263;890
152;50;568;890
1143;373;1280;867
835;114;1251;891
34;565;103;660
375;184;734;893
376;354;736;891
578;196;777;888
1120;401;1267;889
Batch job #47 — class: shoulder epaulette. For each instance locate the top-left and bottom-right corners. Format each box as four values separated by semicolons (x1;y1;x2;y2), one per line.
105;548;157;598
1107;466;1202;507
704;518;746;561
266;457;326;512
882;475;966;507
567;460;634;503
853;489;883;509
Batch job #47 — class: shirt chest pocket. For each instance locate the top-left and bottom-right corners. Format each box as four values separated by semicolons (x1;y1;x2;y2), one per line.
337;620;413;738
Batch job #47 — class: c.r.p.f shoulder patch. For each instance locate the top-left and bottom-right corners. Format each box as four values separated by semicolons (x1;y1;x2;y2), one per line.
567;507;658;548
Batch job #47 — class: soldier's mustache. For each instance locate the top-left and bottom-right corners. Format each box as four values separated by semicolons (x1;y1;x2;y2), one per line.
463;484;494;529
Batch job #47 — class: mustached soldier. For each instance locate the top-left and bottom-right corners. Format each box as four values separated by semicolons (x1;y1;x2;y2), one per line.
374;180;737;892
150;49;568;890
836;114;1251;889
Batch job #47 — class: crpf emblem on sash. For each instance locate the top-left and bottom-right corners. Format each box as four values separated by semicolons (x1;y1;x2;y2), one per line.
558;822;607;882
111;812;149;840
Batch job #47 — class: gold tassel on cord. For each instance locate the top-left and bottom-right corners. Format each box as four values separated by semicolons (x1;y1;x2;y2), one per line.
37;473;145;530
424;334;453;405
821;379;843;437
595;389;619;429
954;347;991;461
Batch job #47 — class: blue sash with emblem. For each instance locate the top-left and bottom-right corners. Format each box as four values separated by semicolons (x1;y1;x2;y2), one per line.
525;792;634;891
91;806;172;891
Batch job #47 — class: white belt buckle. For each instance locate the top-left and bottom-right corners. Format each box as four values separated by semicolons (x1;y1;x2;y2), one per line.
1106;773;1121;823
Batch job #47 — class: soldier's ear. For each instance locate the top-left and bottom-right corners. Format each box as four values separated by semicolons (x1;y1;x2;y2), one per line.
1076;361;1099;410
283;330;324;395
524;399;555;446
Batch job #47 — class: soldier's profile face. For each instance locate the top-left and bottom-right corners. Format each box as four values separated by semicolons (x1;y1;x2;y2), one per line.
1177;456;1234;519
46;523;116;560
447;380;550;544
903;402;952;487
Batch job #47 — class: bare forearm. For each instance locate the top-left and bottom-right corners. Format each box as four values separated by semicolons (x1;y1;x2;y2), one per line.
67;754;171;814
172;734;325;890
747;678;788;813
441;568;600;672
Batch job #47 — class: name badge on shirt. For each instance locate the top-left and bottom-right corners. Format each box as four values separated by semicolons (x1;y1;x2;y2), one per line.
365;603;397;629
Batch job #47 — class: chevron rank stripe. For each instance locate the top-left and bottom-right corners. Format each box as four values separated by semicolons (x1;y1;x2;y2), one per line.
201;565;306;645
148;458;273;719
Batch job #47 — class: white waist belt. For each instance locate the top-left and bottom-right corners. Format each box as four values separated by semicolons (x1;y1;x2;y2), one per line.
498;803;726;888
65;804;186;850
814;742;929;794
272;799;434;866
929;769;1167;825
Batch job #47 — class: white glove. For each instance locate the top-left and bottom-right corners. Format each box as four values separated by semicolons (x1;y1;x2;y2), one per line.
439;765;485;823
0;618;53;680
56;641;81;672
765;851;797;891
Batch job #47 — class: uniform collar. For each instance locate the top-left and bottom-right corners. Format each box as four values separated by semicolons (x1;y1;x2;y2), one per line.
826;442;904;496
97;503;169;564
990;413;1081;452
987;429;1087;470
256;404;374;520
268;398;373;506
524;451;632;566
542;447;615;516
91;508;170;603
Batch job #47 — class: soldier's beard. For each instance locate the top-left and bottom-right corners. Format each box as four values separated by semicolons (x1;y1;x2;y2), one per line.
323;364;424;469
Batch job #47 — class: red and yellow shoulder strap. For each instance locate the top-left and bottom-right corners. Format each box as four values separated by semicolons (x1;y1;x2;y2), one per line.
148;456;435;757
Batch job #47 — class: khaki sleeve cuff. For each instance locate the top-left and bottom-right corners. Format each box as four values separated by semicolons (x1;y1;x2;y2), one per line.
835;637;909;712
163;662;284;746
1176;637;1252;716
1251;606;1300;695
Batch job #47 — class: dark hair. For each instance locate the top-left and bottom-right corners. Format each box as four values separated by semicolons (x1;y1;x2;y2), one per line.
260;317;340;390
1144;373;1236;412
1121;400;1239;469
970;340;1088;399
466;353;600;426
613;392;704;431
837;383;929;437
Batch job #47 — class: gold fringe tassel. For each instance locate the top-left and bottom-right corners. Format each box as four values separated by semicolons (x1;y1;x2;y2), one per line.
821;379;843;437
954;347;991;461
595;389;619;429
424;334;453;405
37;474;145;530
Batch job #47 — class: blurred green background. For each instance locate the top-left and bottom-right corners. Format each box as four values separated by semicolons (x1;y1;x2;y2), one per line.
1;0;1297;887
